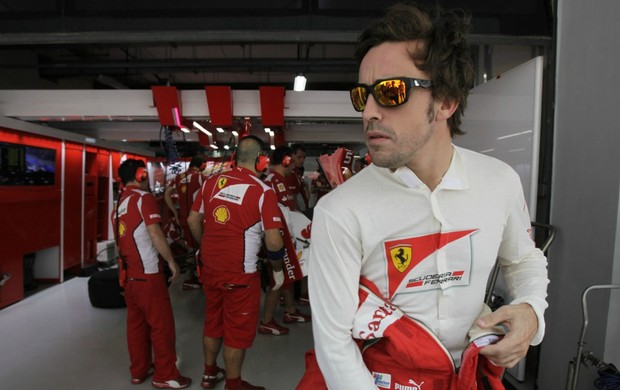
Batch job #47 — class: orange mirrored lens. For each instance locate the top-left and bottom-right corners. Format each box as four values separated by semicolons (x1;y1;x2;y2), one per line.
374;79;407;106
350;78;419;112
351;87;367;111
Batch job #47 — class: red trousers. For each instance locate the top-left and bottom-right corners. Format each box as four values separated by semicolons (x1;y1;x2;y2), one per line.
124;273;180;382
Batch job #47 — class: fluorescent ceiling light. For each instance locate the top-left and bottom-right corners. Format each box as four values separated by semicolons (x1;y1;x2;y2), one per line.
216;127;225;133
180;126;191;133
193;121;211;136
294;75;306;91
231;130;238;136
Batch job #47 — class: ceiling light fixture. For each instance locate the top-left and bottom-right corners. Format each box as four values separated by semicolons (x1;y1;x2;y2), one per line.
193;121;211;136
294;74;306;92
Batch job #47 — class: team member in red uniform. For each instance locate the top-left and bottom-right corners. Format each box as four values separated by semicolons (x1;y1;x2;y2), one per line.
164;155;206;289
164;155;206;248
258;146;311;336
284;144;309;212
284;144;311;305
112;159;190;389
161;214;190;258
188;135;285;390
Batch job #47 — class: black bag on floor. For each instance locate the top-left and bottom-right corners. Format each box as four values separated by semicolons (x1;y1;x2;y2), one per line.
88;269;126;308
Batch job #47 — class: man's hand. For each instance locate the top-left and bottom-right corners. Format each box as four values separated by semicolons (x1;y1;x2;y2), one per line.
476;303;538;367
272;269;284;291
167;260;181;283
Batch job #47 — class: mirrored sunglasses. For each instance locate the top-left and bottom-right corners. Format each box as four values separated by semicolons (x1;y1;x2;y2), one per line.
350;77;432;112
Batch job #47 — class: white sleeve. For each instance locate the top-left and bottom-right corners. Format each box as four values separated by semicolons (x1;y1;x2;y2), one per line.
308;203;378;390
278;204;295;239
497;186;549;345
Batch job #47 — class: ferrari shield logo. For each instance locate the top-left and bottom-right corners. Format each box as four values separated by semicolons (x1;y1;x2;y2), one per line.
390;245;411;272
217;177;228;189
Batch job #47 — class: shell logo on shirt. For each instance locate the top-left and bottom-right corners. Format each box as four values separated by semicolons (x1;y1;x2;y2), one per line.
217;177;228;189
390;245;411;272
213;205;230;224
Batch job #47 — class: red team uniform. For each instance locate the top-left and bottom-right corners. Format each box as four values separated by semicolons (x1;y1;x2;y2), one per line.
265;170;296;211
112;184;181;383
191;166;284;348
284;167;308;210
170;167;205;248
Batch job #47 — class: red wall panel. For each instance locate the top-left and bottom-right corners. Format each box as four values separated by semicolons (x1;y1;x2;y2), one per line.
96;150;110;177
0;248;23;308
1;128;63;308
63;143;84;270
0;127;155;307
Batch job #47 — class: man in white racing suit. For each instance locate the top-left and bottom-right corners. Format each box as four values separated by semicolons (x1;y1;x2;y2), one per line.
305;2;549;389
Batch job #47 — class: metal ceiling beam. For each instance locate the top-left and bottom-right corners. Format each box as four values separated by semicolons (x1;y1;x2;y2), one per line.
0;31;361;46
0;30;551;47
24;58;357;76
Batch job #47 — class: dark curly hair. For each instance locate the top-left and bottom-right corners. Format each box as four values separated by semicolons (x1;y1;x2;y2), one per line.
354;2;474;137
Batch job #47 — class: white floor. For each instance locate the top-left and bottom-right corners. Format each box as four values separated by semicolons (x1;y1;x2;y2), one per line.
0;274;314;390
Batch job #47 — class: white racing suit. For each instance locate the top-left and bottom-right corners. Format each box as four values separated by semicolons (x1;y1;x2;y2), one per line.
297;277;505;390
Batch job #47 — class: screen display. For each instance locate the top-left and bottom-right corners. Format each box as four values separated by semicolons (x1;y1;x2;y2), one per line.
0;142;56;186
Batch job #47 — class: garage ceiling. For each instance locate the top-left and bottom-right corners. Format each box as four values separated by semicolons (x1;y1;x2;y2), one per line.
0;0;554;156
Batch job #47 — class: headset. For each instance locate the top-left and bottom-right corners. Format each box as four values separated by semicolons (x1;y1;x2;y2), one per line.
281;154;292;168
272;145;293;168
119;158;148;185
231;135;271;173
135;166;148;183
255;153;270;172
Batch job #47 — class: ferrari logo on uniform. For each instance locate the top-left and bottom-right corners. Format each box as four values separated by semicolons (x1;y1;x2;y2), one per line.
390;245;411;272
277;183;286;192
383;229;478;299
180;184;187;194
217;177;228;189
118;221;127;237
213;205;230;224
